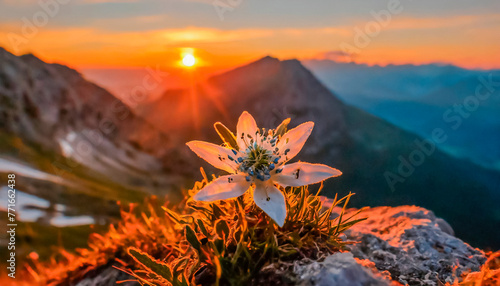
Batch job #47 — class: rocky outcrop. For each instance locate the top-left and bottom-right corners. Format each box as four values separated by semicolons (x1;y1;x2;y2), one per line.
294;252;392;286
312;203;487;285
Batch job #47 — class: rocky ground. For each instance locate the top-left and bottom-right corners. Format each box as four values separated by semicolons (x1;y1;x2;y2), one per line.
294;203;487;286
70;202;489;286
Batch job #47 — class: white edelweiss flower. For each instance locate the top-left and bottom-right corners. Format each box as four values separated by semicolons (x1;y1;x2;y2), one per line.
186;111;342;227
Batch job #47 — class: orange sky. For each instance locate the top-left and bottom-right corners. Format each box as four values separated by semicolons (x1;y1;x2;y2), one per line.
1;1;499;72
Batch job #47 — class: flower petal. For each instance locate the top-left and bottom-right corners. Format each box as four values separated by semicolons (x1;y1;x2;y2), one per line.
273;162;342;187
253;182;287;227
193;175;250;201
187;141;239;173
236;111;259;150
277;122;314;162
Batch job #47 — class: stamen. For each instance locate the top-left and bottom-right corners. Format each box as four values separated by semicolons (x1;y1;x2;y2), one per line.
234;128;284;182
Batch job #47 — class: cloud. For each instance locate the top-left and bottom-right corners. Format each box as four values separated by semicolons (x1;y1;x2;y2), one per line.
162;27;274;44
314;50;353;62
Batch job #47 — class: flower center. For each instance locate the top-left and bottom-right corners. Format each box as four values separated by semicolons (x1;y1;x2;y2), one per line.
240;145;274;179
232;130;287;181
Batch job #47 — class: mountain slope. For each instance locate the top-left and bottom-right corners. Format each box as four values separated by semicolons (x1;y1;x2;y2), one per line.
0;48;188;191
140;56;500;248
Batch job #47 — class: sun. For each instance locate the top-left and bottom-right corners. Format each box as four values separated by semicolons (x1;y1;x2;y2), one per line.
182;54;196;67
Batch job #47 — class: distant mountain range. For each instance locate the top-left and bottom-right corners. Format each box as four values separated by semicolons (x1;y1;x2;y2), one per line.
1;49;499;248
304;59;500;171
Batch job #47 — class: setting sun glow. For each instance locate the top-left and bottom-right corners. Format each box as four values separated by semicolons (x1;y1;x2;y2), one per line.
182;54;196;67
